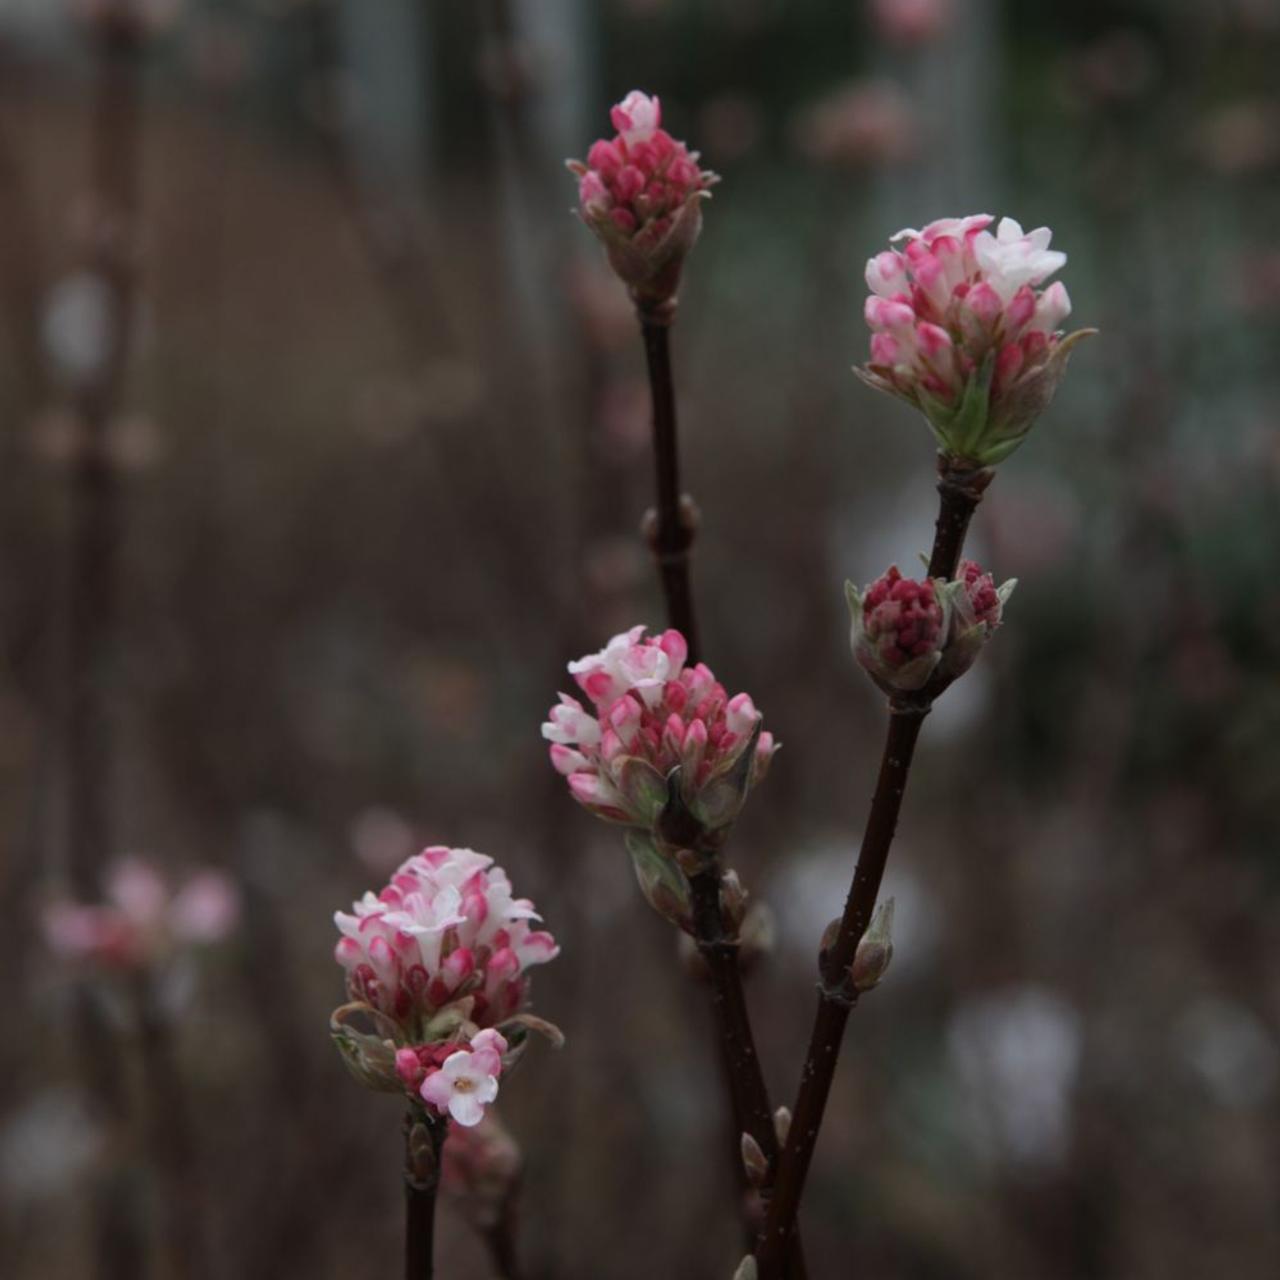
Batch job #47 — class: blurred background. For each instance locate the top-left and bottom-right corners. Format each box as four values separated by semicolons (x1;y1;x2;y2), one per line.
2;0;1280;1277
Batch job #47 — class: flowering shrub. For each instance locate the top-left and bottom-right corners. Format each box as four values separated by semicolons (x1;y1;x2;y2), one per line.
43;856;239;970
331;846;558;1127
567;91;719;309
858;215;1094;464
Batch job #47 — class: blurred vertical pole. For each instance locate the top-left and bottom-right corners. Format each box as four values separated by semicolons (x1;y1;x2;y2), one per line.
66;5;146;1280
873;0;998;230
470;5;600;1276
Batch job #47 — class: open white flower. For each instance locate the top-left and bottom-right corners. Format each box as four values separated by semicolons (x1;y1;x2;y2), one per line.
419;1035;505;1127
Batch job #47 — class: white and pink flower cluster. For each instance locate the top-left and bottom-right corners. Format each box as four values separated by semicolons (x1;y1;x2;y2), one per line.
543;626;776;833
43;857;239;970
333;846;558;1126
568;91;719;307
848;559;1015;695
334;846;557;1031
859;215;1091;465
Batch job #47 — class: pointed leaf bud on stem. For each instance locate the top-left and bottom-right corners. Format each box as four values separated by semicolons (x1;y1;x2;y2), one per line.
851;897;895;992
773;1106;792;1148
741;1132;768;1188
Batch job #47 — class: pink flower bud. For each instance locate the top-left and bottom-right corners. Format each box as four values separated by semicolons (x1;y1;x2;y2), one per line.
957;559;1002;628
396;1048;427;1089
866;250;909;298
932;559;1017;686
611;90;662;142
847;567;950;694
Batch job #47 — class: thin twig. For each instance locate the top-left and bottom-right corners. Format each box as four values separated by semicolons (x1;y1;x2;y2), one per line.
635;303;805;1275
754;453;992;1279
638;309;700;661
405;1110;447;1280
136;981;210;1280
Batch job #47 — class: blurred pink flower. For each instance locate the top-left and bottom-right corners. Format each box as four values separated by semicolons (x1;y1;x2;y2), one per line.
795;79;917;168
869;0;951;46
441;1110;521;1225
43;857;239;970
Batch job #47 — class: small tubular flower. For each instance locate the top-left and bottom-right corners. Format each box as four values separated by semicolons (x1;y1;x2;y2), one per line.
856;214;1095;465
847;559;1015;698
543;627;777;838
567;91;719;310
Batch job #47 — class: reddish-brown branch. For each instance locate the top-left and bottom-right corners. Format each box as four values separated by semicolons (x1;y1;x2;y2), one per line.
638;311;701;662
635;306;805;1274
754;453;992;1279
404;1111;447;1280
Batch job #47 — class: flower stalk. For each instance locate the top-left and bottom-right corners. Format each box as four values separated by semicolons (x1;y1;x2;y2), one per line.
754;458;997;1275
566;92;803;1271
404;1109;447;1280
639;311;701;661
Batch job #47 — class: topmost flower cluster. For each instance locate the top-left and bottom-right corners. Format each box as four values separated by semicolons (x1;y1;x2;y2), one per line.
568;91;718;311
859;214;1092;466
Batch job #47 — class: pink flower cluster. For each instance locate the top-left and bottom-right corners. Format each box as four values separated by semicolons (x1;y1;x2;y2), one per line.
43;857;239;970
860;568;945;671
859;215;1091;464
396;1028;508;1128
568;91;718;307
333;848;558;1126
543;626;776;832
871;0;951;46
848;559;1014;695
334;846;558;1033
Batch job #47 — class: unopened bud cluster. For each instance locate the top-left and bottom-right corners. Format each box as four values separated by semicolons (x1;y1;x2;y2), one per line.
567;91;719;310
847;558;1015;697
332;846;559;1127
